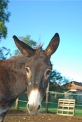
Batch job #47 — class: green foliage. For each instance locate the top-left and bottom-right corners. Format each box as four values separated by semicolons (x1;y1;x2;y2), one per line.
0;0;11;59
14;35;37;55
49;82;60;92
49;70;70;92
0;21;7;40
49;70;69;85
0;0;10;39
0;46;11;59
49;70;63;83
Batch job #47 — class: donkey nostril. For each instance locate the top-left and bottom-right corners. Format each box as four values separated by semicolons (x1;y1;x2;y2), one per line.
27;104;29;108
37;105;40;110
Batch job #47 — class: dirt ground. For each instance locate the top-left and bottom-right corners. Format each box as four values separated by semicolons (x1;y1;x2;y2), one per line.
4;110;82;122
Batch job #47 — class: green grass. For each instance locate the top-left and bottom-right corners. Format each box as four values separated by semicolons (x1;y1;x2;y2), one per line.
75;109;82;116
41;107;57;114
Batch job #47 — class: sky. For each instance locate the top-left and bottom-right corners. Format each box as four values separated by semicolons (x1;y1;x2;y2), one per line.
1;0;82;82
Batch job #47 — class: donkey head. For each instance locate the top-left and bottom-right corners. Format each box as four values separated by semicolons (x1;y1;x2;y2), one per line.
13;33;60;115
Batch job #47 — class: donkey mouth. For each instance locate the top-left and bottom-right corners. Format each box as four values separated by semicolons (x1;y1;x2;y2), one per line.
28;110;40;115
27;103;41;115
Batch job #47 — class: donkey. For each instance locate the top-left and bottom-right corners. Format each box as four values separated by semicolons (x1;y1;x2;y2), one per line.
0;33;60;122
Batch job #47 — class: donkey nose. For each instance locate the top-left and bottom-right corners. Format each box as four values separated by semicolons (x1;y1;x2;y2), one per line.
27;103;41;110
27;103;41;114
37;105;41;110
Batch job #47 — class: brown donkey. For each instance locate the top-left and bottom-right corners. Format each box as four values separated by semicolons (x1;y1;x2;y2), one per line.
0;33;60;122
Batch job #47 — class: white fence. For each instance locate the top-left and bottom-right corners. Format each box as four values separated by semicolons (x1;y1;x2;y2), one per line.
57;99;75;116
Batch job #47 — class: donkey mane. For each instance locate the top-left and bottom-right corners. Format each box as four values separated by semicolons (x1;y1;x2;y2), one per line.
34;45;42;50
10;55;25;60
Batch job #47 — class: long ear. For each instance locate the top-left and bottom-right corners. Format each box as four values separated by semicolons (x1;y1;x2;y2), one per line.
13;35;35;57
45;33;60;56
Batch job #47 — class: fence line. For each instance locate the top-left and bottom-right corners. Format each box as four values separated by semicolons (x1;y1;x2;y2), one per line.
47;91;82;96
14;99;82;107
13;91;82;116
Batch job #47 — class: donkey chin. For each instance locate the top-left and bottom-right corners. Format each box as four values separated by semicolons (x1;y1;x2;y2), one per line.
27;103;41;115
27;89;42;115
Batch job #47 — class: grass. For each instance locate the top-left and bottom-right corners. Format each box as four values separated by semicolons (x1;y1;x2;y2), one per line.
41;107;57;114
75;109;82;116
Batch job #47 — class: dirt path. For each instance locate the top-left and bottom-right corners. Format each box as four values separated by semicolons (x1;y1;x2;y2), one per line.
4;110;82;122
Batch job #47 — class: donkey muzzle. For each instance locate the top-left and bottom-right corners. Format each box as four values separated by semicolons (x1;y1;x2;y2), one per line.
27;89;42;115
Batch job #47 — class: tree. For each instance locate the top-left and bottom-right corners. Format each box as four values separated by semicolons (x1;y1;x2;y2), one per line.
49;70;69;85
49;70;70;92
0;0;10;40
49;70;63;83
0;46;11;60
14;35;37;55
0;0;11;60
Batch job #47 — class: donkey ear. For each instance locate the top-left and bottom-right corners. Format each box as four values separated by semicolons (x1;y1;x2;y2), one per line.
13;35;35;57
45;33;60;56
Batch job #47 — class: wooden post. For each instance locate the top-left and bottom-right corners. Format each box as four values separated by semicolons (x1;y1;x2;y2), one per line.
45;82;49;113
15;98;19;109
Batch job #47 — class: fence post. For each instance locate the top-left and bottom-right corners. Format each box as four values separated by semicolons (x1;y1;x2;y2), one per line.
15;98;19;109
45;82;49;113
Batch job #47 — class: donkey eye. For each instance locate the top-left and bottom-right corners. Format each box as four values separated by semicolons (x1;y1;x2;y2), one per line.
25;67;29;73
46;70;51;78
25;67;31;78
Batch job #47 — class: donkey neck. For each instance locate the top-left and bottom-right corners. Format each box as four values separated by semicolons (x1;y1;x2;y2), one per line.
1;55;28;98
